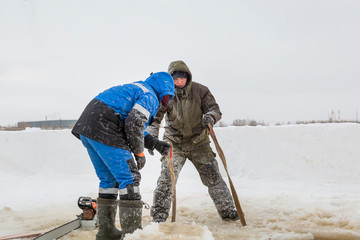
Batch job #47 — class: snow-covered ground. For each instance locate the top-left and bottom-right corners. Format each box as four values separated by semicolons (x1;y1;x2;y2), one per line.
0;124;359;240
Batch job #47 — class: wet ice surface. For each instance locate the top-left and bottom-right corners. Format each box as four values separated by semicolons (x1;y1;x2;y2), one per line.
1;124;360;239
59;190;360;240
3;186;359;240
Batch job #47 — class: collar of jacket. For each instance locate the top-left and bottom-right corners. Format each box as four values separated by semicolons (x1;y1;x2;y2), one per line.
175;81;192;99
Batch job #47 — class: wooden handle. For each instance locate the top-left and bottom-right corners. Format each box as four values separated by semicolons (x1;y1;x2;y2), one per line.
208;123;247;226
165;143;176;222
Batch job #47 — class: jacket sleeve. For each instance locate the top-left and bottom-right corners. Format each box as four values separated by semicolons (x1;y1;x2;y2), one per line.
124;103;151;155
145;104;166;138
201;87;222;124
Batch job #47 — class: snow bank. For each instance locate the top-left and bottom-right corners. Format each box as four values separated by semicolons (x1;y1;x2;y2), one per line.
0;128;91;175
0;123;360;239
214;123;360;184
2;124;359;183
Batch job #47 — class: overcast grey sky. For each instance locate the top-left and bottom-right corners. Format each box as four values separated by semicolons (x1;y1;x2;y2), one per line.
1;0;359;126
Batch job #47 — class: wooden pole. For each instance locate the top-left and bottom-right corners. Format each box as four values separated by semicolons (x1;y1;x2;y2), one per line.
208;123;247;226
165;143;176;222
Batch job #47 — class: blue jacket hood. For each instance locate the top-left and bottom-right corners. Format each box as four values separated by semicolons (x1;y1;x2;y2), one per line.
144;72;175;102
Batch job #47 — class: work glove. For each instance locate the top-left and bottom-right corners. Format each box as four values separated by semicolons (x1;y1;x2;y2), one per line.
148;149;155;156
135;152;146;170
154;140;171;156
203;115;214;129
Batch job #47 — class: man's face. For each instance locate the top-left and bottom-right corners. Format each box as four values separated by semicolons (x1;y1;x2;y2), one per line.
174;78;187;88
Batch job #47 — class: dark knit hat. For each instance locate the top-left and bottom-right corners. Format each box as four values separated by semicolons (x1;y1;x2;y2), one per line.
172;71;188;79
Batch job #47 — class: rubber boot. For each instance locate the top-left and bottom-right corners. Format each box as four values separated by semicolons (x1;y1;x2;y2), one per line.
221;209;240;221
118;200;143;234
96;197;124;240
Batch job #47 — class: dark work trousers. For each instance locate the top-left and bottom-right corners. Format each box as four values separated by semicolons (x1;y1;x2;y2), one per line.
151;143;235;220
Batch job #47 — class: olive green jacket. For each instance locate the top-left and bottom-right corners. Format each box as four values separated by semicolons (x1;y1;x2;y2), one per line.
147;60;222;151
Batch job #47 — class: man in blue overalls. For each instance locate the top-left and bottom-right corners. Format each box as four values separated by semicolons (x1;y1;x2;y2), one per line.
72;72;175;239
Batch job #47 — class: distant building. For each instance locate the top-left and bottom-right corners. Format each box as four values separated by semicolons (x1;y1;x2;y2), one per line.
17;120;77;130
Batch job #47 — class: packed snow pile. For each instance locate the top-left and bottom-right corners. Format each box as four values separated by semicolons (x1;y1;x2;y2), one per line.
0;123;360;240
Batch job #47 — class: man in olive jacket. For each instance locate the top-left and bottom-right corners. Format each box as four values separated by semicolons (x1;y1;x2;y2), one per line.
147;60;239;222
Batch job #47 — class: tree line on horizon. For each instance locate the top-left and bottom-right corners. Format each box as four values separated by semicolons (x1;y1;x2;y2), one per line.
216;119;360;127
1;109;359;131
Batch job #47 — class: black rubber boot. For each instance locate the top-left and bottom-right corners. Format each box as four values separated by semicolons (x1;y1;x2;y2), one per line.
118;200;143;234
221;209;240;221
96;197;124;240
